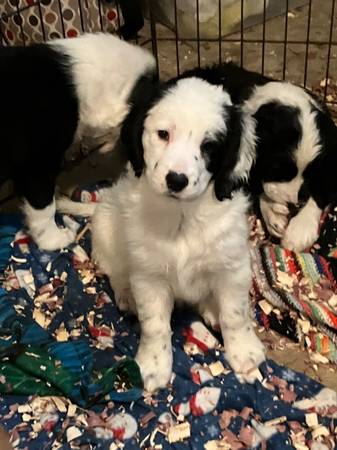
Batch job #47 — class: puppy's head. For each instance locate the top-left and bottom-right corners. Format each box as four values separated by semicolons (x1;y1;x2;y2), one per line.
122;76;255;201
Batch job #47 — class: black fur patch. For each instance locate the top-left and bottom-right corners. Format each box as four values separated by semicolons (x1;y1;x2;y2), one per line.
249;101;301;194
0;43;79;208
120;73;163;177
170;62;271;104
303;107;337;209
175;62;337;208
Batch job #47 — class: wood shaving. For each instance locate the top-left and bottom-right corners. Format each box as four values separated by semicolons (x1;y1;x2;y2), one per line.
305;412;318;428
297;319;310;334
51;397;67;413
208;361;226;377
276;271;294;288
31;422;42;433
67;403;77;417
33;308;51;329
22;414;32;422
55;323;69;342
167;422;191;443
66;426;82;442
18;405;32;414
264;416;287;427
76;222;91;242
72;245;89;263
328;294;337;308
310;353;329;364
320;78;330;88
311;425;330;438
204;440;231;450
258;300;273;315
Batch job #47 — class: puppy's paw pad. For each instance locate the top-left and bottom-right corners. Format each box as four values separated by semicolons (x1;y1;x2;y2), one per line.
224;328;265;382
136;343;172;392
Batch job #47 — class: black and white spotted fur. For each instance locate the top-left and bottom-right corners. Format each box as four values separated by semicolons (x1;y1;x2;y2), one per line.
175;63;337;251
0;33;155;250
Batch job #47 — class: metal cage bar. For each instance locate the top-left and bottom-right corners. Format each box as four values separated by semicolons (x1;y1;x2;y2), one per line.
282;0;289;80
218;0;222;64
149;1;159;75
0;0;336;105
240;0;244;66
173;0;180;76
324;0;336;100
261;0;267;75
303;0;312;88
196;0;201;68
57;0;66;38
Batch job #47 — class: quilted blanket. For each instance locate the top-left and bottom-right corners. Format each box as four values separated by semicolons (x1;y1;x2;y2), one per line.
0;189;337;449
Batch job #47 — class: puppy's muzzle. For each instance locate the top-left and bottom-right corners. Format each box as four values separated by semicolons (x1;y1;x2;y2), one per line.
166;171;189;193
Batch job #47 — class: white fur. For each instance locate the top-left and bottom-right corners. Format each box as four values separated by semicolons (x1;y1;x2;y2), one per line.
56;197;96;217
92;176;265;391
282;197;321;251
243;82;323;250
142;78;231;200
50;33;155;143
31;34;155;251
23;199;76;251
90;80;265;391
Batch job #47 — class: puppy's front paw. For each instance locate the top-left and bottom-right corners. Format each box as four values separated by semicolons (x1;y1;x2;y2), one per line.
35;226;76;251
224;326;265;383
282;213;319;252
136;339;172;392
260;195;289;238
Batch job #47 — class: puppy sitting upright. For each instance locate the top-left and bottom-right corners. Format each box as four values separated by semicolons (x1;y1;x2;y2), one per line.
0;33;155;250
91;77;265;391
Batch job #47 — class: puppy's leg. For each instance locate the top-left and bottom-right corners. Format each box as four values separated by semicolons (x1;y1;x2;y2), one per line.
131;275;173;392
198;295;220;331
214;258;265;382
16;175;76;251
259;193;289;238
91;196;135;313
282;197;322;252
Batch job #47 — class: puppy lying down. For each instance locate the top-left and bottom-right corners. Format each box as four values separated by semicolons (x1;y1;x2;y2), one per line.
59;77;265;391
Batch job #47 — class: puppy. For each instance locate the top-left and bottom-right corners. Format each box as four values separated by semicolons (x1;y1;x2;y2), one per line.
88;76;265;391
177;63;337;252
0;33;155;250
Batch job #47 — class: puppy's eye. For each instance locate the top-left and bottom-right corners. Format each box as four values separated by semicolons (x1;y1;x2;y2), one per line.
200;141;216;155
157;130;169;141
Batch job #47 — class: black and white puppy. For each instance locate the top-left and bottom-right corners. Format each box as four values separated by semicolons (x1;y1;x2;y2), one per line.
65;76;265;391
0;33;155;250
177;63;337;252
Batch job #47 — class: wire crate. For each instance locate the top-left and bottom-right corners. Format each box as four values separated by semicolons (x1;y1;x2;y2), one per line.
1;1;336;104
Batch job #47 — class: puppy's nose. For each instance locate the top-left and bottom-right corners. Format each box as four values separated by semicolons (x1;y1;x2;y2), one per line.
166;171;189;193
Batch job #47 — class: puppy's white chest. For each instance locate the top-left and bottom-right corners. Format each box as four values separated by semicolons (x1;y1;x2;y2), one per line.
157;228;215;303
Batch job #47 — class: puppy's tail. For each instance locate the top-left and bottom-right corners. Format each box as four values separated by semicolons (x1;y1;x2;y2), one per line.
56;196;97;217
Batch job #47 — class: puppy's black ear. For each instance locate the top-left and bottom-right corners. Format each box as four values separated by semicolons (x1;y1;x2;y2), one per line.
214;107;255;201
121;74;160;177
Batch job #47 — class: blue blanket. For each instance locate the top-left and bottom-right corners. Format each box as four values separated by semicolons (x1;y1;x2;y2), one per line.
0;211;336;449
